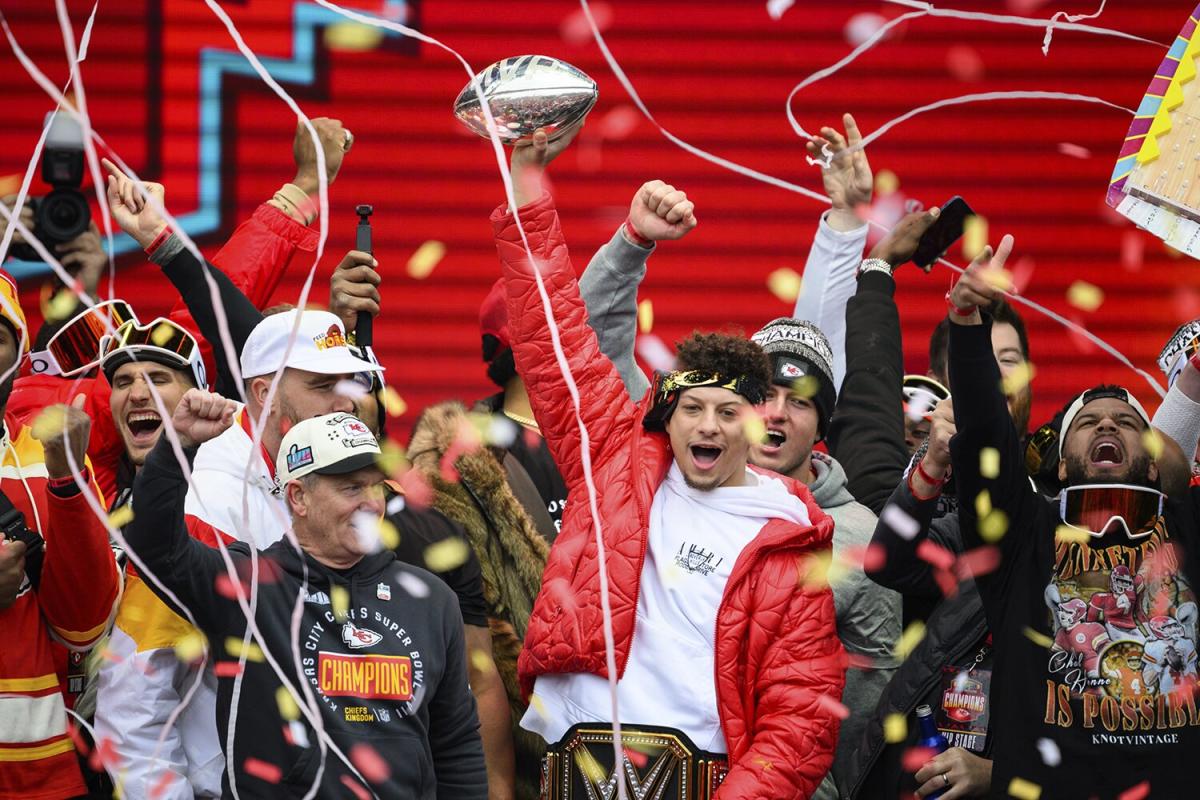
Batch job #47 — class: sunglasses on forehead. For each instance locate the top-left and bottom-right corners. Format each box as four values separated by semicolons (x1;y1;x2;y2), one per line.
29;300;137;378
99;317;207;390
1058;483;1165;540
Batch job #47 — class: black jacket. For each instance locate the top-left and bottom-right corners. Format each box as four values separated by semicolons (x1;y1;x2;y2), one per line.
127;440;487;799
828;269;994;798
950;317;1200;799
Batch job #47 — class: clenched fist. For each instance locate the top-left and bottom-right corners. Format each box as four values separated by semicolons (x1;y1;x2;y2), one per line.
32;395;91;481
628;180;697;243
172;389;239;449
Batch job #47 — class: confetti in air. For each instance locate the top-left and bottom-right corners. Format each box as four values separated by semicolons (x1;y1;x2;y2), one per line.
406;240;446;279
424;537;470;571
638;298;654;333
1036;737;1061;766
980;447;1000;478
882;504;920;540
1066;280;1105;312
1007;777;1043;800
883;713;907;743
766;267;802;303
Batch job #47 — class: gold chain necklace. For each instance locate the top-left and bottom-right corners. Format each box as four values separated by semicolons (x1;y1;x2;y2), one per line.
502;409;540;433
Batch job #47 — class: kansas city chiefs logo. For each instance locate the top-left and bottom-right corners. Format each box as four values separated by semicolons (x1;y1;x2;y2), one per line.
781;362;805;378
341;622;383;650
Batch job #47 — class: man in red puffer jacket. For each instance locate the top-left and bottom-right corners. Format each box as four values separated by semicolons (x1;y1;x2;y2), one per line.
490;127;845;800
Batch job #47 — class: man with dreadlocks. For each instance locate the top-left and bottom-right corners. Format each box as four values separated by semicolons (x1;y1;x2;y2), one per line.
486;126;844;800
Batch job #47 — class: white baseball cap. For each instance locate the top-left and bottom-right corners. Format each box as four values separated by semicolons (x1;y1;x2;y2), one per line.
240;309;384;380
277;412;382;484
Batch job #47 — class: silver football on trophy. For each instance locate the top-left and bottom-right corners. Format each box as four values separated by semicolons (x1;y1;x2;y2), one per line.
454;55;598;143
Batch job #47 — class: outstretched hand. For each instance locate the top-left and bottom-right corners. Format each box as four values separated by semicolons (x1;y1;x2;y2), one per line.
101;158;166;250
948;234;1016;320
508;124;583;208
172;389;238;449
808;113;873;231
629;180;697;243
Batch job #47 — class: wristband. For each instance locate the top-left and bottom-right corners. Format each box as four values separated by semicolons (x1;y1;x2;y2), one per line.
907;466;943;501
916;457;950;486
144;226;171;256
47;469;88;497
622;216;654;249
945;290;977;317
275;183;319;225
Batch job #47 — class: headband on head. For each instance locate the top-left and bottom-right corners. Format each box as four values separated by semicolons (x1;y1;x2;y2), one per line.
1058;386;1151;457
642;369;767;431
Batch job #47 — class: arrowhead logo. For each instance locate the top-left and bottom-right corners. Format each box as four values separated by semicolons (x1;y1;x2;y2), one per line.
341;621;383;650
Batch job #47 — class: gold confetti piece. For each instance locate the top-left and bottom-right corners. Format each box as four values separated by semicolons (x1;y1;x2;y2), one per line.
382;386;407;418
1023;627;1054;649
469;648;494;673
743;413;768;446
1142;428;1164;460
895;621;926;659
982;268;1014;292
45;289;78;323
979;510;1009;542
638;299;654;334
790;375;820;400
874;169;899;196
1054;524;1090;545
1066;280;1104;313
108;505;134;529
375;440;408;477
224;637;265;662
175;632;206;662
31;406;67;441
975;490;992;518
151;323;177;347
407;240;446;279
528;693;547;718
276;686;300;721
963;214;988;260
377;518;400;550
767;268;802;304
1001;362;1036;395
324;21;385;51
574;747;607;784
331;585;350;622
799;550;833;590
424;538;470;572
980;448;1000;479
883;713;907;743
1008;777;1042;800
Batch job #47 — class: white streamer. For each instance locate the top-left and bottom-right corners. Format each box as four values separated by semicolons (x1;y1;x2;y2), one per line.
1043;1;1109;55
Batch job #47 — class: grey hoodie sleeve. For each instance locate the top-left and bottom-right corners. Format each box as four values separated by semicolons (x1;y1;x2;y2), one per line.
579;226;654;401
792;211;869;393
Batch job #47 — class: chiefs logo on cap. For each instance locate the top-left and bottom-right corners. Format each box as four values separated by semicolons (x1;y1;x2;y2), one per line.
780;362;805;378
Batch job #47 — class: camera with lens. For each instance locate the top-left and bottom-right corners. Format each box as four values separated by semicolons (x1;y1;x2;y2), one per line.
10;112;91;262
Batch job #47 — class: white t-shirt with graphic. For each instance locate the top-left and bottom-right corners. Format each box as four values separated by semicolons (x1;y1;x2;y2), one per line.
522;463;811;753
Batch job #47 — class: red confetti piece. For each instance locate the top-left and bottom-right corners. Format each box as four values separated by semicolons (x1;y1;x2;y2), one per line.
399;469;434;510
214;573;248;600
946;45;985;82
282;724;296;746
560;2;612;44
1066;313;1097;355
340;775;372;800
1056;142;1092;159
350;742;391;784
1118;781;1151;800
917;540;955;571
1010;256;1035;294
214;661;244;678
816;692;851;720
956;546;1001;579
601;106;640;140
66;721;89;756
933;567;959;599
624;747;648;769
89;736;121;773
149;770;179;799
243;757;282;784
901;745;938;773
523;428;542;451
862;543;886;573
1121;231;1144;272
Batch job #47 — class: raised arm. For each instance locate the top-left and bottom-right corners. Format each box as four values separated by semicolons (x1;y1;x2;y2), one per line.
826;210;938;513
793;113;872;391
31;397;119;650
944;238;1038;604
491;128;641;489
579;179;697;401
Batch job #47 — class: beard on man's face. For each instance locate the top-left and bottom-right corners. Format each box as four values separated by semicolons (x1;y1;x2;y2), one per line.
1062;452;1154;487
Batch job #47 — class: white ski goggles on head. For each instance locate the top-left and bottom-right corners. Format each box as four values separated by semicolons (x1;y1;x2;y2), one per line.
29;299;137;378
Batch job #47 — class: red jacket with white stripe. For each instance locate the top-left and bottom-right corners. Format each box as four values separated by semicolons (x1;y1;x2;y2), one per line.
494;196;846;800
0;415;119;800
